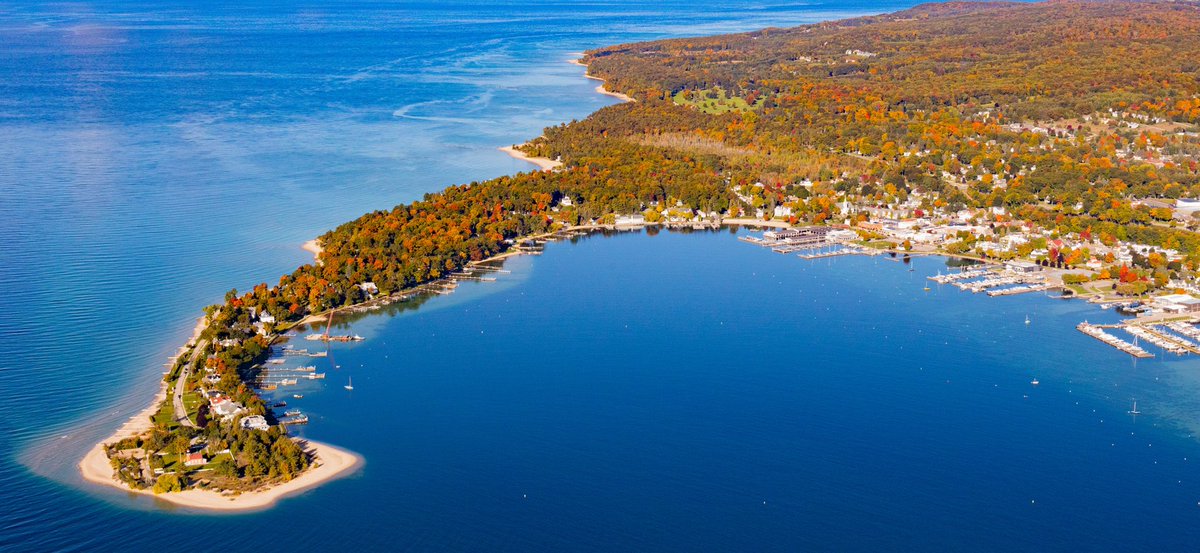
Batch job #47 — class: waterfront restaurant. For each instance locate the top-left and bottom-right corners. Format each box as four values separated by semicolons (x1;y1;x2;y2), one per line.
1005;260;1042;273
1157;294;1200;313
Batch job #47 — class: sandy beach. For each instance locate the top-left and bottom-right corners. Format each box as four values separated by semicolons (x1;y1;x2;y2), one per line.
500;145;563;171
592;83;635;103
76;311;363;513
81;438;360;512
78;313;208;457
571;57;635;103
302;239;322;262
77;384;167;484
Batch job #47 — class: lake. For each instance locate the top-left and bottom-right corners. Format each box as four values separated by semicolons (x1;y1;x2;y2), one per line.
5;1;1200;551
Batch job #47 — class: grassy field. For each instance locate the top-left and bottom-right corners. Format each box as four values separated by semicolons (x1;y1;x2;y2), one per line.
152;399;180;432
182;391;203;421
673;87;762;114
861;240;898;249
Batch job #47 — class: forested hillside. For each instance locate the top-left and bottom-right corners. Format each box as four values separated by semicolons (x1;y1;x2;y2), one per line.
111;1;1200;492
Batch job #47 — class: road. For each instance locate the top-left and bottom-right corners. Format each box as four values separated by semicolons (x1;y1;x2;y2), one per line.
172;339;206;428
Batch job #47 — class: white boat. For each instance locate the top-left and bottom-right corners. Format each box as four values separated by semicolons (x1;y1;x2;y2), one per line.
1025;315;1031;325
1128;399;1140;415
1031;378;1039;385
344;377;354;391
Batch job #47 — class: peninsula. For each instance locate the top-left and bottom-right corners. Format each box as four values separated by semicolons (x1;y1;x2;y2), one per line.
84;0;1200;508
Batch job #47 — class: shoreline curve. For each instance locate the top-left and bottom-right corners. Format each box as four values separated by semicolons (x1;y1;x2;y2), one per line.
500;144;562;171
80;438;361;512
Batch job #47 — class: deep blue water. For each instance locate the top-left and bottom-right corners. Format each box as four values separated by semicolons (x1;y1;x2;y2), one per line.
5;1;1200;551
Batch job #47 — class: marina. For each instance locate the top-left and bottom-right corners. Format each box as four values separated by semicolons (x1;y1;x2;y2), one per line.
927;267;989;283
986;283;1057;297
1128;325;1200;355
796;245;878;259
739;226;869;259
1076;322;1154;358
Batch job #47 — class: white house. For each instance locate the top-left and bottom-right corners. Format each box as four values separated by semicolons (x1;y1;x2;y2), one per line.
240;415;269;431
211;398;244;420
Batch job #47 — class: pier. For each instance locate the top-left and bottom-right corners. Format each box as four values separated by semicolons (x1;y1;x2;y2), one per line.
1166;321;1200;341
771;240;827;254
740;226;862;259
1076;322;1153;358
986;283;1057;296
797;245;876;259
954;275;1020;292
1127;325;1200;355
927;268;989;284
1124;326;1190;355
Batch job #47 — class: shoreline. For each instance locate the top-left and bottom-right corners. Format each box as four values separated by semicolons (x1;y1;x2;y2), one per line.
571;57;636;103
80;438;360;512
73;306;365;513
77;314;208;462
500;144;562;172
75;51;835;514
303;239;322;262
590;82;635;103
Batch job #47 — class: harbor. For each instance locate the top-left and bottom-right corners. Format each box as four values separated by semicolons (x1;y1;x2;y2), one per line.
1076;322;1154;358
738;226;869;259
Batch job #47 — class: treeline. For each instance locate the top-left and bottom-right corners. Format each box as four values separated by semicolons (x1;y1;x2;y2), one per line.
136;1;1200;492
206;1;1200;347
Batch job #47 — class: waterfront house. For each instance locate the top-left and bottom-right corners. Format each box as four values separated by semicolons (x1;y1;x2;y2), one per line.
184;453;206;467
240;415;269;431
211;398;244;420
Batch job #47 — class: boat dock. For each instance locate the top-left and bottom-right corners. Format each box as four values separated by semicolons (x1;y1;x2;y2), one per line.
1126;324;1200;355
927;268;989;283
986;283;1057;296
772;240;828;254
740;226;869;259
954;275;1021;292
797;245;877;259
1124;325;1191;355
279;414;309;425
1077;322;1153;358
449;273;497;282
1166;321;1200;341
306;333;365;342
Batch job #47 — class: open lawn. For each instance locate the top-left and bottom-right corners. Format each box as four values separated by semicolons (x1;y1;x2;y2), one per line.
673;87;762;114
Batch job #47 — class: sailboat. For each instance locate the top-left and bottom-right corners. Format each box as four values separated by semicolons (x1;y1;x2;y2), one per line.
1031;378;1039;385
344;376;354;391
1128;399;1141;415
1025;315;1031;325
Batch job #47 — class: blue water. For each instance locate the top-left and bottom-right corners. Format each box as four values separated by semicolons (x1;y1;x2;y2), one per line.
4;1;1200;551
